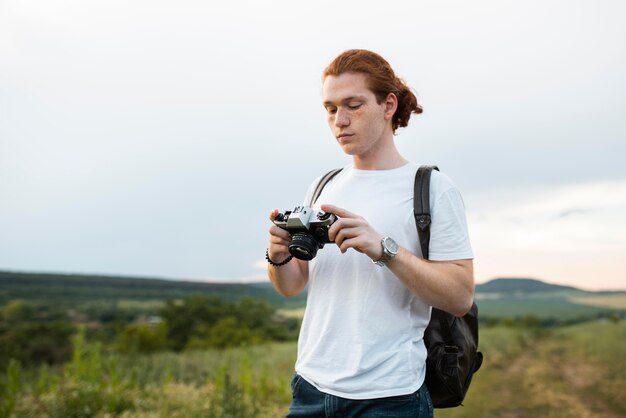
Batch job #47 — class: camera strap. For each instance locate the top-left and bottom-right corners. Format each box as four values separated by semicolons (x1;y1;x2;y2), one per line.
413;165;439;259
309;168;343;207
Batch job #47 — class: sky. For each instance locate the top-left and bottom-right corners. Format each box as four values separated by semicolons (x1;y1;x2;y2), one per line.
1;0;625;291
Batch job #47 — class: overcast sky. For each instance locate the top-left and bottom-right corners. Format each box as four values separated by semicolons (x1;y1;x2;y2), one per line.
1;0;625;290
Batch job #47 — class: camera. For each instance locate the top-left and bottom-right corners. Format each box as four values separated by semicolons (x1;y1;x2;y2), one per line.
273;206;337;260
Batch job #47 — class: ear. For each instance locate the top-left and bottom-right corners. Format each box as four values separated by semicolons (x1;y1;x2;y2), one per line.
383;93;398;121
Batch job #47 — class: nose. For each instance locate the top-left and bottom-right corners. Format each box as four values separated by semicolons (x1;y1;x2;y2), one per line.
334;108;350;128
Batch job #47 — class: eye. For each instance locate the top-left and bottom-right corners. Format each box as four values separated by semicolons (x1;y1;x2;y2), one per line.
325;106;337;115
348;103;362;110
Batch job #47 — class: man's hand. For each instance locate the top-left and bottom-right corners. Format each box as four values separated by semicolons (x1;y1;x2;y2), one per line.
268;209;292;263
321;204;384;262
267;209;309;298
320;204;473;315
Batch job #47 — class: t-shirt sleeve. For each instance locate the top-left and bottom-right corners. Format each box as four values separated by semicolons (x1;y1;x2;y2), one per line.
428;180;474;261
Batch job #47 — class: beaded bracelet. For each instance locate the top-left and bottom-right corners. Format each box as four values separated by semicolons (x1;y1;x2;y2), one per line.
266;248;293;267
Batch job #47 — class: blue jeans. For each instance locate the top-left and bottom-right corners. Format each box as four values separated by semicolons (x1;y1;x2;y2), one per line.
286;374;434;418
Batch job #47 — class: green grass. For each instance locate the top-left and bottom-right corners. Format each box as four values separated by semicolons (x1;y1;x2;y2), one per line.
438;320;626;418
116;300;166;310
477;297;612;320
4;321;626;417
570;294;626;309
8;335;297;418
114;342;297;388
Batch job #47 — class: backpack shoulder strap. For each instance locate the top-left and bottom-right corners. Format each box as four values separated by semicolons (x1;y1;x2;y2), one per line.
413;165;439;260
309;168;343;207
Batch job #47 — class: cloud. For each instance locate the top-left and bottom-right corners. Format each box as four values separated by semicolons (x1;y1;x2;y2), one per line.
2;0;625;290
470;179;626;251
555;208;595;219
468;179;626;289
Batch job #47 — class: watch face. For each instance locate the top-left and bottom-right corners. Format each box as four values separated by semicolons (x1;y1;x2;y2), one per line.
383;237;399;254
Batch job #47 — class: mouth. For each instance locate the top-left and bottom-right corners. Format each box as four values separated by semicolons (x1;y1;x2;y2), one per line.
337;133;354;142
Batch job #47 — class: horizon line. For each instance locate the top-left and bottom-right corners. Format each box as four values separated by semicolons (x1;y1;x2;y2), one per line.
1;268;625;292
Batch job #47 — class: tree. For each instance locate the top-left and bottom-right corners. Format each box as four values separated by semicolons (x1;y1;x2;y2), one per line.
117;322;168;354
160;295;231;351
0;323;73;368
2;300;36;324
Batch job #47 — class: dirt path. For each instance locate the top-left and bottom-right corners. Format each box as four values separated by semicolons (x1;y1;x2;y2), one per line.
438;329;624;418
496;333;620;418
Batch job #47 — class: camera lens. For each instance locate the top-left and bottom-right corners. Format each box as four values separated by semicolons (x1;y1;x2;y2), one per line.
289;232;319;260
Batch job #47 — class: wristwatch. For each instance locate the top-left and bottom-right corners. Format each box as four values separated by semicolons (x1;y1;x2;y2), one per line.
373;237;399;267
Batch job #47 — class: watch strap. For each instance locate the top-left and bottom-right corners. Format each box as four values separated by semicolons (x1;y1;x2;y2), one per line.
374;237;397;266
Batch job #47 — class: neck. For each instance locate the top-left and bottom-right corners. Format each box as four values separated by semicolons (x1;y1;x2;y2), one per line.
352;135;408;170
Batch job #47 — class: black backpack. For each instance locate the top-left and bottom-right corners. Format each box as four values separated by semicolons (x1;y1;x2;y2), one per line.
310;165;483;408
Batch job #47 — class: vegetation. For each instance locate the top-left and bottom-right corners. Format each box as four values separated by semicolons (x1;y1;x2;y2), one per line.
1;320;624;417
0;296;299;360
3;329;296;417
438;320;626;418
1;272;625;417
475;277;582;293
159;295;299;351
476;297;614;323
0;271;307;311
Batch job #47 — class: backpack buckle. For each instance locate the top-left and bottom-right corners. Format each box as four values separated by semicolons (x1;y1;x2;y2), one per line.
415;214;431;231
444;345;459;354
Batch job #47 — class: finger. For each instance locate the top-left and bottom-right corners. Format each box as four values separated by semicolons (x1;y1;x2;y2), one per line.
339;237;364;254
270;235;290;246
320;204;359;219
328;218;364;241
333;227;362;247
269;225;291;239
269;209;279;221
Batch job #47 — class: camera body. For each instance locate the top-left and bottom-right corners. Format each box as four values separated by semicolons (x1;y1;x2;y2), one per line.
273;206;337;260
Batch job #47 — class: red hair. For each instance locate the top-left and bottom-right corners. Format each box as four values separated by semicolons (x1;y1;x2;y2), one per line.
323;49;422;132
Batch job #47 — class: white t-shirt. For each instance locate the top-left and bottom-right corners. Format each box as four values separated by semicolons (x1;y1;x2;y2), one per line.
294;162;474;399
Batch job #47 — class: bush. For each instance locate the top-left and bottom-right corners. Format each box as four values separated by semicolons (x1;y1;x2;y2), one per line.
0;322;73;368
186;317;265;350
117;322;168;354
160;296;297;351
42;328;135;417
0;359;21;418
2;300;36;324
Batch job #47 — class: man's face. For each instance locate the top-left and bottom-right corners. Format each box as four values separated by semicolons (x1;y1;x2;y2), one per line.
322;72;392;159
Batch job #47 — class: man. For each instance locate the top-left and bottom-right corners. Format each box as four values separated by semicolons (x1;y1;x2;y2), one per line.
267;49;474;417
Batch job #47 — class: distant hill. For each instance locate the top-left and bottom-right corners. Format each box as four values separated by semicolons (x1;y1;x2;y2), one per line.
473;278;626;321
476;278;583;294
2;271;623;322
0;270;305;308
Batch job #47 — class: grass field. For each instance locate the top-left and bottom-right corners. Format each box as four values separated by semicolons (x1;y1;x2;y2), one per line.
476;297;613;320
438;320;626;418
7;339;297;417
570;294;626;310
4;320;625;417
116;299;166;310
